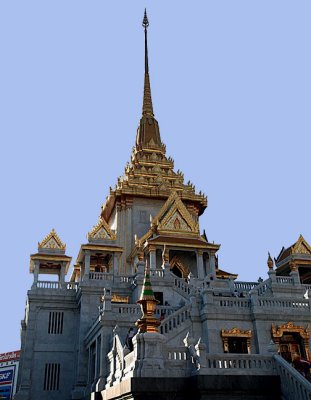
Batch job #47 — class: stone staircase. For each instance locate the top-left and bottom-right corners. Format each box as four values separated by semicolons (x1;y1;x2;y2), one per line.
160;303;192;343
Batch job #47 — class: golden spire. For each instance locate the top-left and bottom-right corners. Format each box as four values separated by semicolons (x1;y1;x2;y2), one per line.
136;10;162;148
136;264;160;333
142;9;154;117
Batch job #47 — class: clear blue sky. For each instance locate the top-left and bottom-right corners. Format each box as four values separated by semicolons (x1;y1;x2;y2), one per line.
0;1;310;353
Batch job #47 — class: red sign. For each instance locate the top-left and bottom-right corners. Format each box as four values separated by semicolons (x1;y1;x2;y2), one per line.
0;351;20;363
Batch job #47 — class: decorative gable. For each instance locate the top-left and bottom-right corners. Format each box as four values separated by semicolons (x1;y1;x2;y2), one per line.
292;235;311;255
161;210;191;232
157;191;199;234
88;218;116;241
38;229;66;251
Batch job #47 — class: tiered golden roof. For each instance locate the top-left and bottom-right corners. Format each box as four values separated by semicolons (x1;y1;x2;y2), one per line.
100;10;207;223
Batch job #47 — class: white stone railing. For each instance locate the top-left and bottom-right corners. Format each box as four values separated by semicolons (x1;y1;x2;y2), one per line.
173;277;192;297
111;304;178;318
89;272;113;281
36;281;79;290
118;275;134;284
36;281;60;289
167;349;189;361
302;284;311;291
234;281;258;292
274;354;311;400
160;304;191;335
112;304;141;315
276;276;294;285
150;269;165;278
204;354;275;374
66;282;79;291
154;306;178;318
216;298;251;308
257;298;309;309
257;281;269;295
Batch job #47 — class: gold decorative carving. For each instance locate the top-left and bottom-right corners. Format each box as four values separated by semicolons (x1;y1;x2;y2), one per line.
88;218;116;241
38;229;66;251
221;327;252;354
292;235;311;255
170;255;190;278
271;322;310;360
111;294;129;303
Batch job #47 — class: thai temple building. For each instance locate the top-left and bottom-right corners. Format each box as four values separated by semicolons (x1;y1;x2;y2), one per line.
15;11;311;400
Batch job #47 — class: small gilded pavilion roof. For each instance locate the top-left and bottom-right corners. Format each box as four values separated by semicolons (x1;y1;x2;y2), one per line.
38;228;66;252
275;234;311;265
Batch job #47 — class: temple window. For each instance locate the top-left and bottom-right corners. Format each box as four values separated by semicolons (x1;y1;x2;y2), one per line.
221;328;252;354
271;322;310;362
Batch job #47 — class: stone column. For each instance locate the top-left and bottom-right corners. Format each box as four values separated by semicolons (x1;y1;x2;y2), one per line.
290;261;300;284
149;245;156;270
32;260;40;288
197;250;204;279
96;331;106;391
268;269;276;283
59;261;66;288
136;250;146;276
209;250;216;278
83;251;91;281
112;252;119;277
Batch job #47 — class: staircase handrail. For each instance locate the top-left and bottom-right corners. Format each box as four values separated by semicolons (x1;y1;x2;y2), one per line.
273;354;311;400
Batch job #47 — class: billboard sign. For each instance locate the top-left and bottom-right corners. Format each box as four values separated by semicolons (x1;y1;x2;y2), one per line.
0;351;20;400
0;367;14;400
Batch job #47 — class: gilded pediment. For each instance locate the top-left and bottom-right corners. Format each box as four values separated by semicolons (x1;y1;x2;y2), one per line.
138;191;199;245
157;191;199;234
292;235;311;255
88;218;116;241
38;229;66;251
160;210;191;232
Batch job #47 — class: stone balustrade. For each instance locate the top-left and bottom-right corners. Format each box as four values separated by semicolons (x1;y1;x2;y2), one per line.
234;281;259;292
66;282;79;291
217;298;251;308
160;304;191;335
89;272;113;281
257;281;269;295
150;269;165;278
118;275;134;284
112;304;141;315
276;276;294;285
167;349;188;361
36;281;60;289
173;277;193;297
203;354;275;375
274;354;311;400
35;281;79;290
257;298;309;309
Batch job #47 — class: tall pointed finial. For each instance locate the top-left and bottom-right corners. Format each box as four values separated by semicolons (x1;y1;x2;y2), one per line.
136;10;162;148
143;9;149;75
142;9;154;117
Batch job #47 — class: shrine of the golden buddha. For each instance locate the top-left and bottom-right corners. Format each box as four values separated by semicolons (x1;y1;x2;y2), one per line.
15;10;311;400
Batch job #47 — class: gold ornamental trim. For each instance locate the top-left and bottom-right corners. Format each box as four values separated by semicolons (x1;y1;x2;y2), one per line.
271;322;310;340
88;218;116;241
111;294;129;303
292;235;311;255
221;327;252;339
38;229;66;251
221;327;252;354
